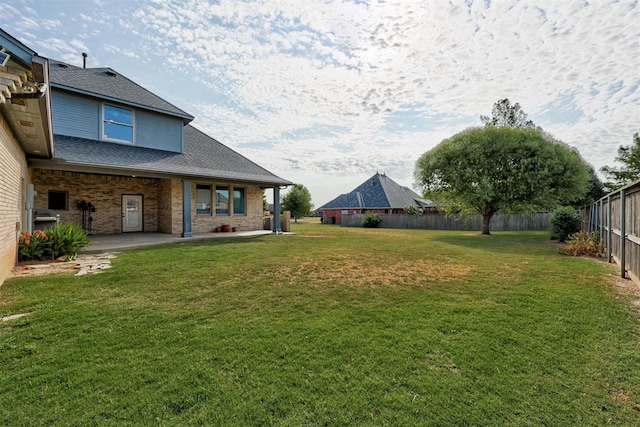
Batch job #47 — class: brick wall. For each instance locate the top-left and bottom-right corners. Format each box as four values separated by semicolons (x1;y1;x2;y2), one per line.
158;179;174;234
32;169;160;234
0;115;30;285
30;171;267;236
158;178;177;233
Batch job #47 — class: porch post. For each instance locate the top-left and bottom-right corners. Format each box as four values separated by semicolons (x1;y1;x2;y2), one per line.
606;195;612;263
182;180;193;237
273;187;281;233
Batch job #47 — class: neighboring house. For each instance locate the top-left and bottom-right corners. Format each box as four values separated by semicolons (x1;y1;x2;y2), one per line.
0;28;291;285
319;172;435;225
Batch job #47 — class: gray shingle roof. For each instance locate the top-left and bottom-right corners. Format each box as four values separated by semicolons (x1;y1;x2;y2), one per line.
49;60;194;121
319;173;433;210
48;125;292;186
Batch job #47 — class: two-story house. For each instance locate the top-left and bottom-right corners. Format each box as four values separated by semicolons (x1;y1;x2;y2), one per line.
33;58;292;236
0;28;291;284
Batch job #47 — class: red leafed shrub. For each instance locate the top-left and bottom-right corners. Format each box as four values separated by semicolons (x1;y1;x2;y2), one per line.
558;231;604;257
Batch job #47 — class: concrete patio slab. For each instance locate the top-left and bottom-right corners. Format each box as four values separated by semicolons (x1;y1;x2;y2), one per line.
81;230;275;253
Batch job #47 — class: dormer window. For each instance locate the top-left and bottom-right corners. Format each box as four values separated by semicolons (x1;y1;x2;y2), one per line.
103;104;133;143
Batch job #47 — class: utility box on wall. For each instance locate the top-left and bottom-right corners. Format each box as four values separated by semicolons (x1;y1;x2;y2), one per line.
263;211;291;232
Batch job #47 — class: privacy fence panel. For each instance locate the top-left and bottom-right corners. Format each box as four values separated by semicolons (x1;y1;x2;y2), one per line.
581;179;640;285
341;212;551;231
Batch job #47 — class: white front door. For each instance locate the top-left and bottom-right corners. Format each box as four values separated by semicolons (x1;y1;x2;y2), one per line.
122;195;143;232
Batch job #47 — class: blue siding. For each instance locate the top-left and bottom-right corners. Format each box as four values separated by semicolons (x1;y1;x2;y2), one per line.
136;110;183;153
51;90;100;139
51;90;183;153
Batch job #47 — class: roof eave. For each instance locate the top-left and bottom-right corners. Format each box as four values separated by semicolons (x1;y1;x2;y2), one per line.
50;83;195;123
0;30;54;159
0;28;36;65
28;158;292;187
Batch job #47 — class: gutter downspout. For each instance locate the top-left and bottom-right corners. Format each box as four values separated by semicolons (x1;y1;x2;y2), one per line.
26;184;34;234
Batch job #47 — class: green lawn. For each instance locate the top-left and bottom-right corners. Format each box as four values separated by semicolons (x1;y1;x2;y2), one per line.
1;224;639;426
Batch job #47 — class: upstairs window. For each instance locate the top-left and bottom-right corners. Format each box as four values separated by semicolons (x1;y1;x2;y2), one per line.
103;104;133;143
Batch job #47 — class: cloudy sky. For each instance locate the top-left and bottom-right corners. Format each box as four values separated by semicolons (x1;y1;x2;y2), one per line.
2;0;638;206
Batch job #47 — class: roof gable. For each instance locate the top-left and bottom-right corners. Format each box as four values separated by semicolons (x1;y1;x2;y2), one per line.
0;28;36;66
320;173;430;210
48;60;194;122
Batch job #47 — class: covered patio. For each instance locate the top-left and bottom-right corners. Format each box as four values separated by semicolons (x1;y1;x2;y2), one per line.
81;230;275;254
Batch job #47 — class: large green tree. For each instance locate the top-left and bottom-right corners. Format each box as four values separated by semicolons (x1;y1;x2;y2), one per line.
572;163;606;207
601;131;640;190
480;98;538;129
282;184;314;223
414;126;591;234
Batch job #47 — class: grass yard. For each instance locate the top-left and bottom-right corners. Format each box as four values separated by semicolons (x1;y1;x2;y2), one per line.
1;224;639;425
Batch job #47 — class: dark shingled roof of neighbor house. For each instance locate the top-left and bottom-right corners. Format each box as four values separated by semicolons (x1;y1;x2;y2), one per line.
48;125;292;186
48;60;194;121
319;172;434;210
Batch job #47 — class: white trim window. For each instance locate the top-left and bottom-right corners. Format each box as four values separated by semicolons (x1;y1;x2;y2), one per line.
196;184;212;215
103;104;134;143
216;186;229;215
233;188;246;215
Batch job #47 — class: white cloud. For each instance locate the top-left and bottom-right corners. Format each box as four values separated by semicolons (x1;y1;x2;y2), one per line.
1;0;637;205
129;0;637;203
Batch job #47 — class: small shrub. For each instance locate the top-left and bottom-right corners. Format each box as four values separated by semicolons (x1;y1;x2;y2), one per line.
18;230;51;261
18;222;90;262
550;206;581;242
404;205;423;215
362;212;382;228
558;231;604;257
47;222;91;260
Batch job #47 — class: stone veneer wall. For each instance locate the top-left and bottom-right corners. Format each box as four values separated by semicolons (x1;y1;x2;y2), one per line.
32;169;160;234
192;183;265;233
0;115;30;285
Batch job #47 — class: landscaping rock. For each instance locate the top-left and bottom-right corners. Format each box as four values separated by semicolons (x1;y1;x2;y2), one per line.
11;253;118;278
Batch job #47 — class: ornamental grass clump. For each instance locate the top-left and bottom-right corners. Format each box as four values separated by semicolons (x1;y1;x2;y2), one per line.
558;231;604;257
18;222;90;262
47;222;91;260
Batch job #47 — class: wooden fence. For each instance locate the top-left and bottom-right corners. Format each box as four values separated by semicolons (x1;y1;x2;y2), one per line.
341;212;551;231
581;179;640;285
